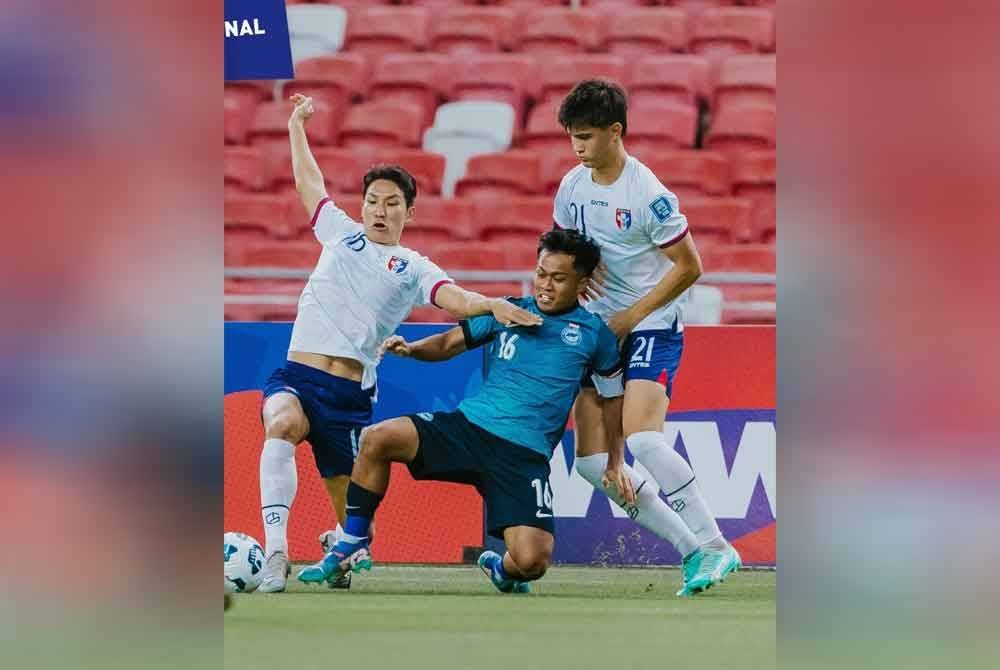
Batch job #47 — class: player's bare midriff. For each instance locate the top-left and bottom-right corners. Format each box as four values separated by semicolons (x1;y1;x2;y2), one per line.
288;351;363;382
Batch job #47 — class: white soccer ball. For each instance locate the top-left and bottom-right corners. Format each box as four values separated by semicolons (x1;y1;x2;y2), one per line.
224;531;265;593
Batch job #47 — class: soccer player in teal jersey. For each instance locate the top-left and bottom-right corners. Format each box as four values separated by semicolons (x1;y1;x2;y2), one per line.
297;230;634;592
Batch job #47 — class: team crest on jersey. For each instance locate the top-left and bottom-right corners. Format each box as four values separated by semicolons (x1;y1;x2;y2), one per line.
387;256;409;274
615;208;632;230
561;323;581;346
649;195;673;223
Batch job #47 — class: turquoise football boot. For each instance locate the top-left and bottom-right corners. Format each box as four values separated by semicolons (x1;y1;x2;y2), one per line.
684;543;741;594
675;548;705;597
297;539;372;584
710;544;742;584
477;550;530;594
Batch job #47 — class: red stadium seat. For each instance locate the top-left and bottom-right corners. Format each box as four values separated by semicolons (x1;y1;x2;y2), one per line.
700;243;775;273
602;8;688;60
715;54;776;110
428;7;517;55
628;54;713;107
538;55;628;104
628;100;698;152
404;304;456;324
540;153;584;196
224;278;304;297
430;241;534;271
471;196;552;244
224;81;273;115
453;150;542;199
225;146;266;193
409;195;475;241
450;54;539;126
522;99;568;152
224;95;256;145
704;103;776;161
632;150;731;199
312;147;366;196
369;54;451;127
224;303;299;323
281;54;370;111
369;148;447;196
224;194;296;240
681;197;754;246
238;241;324;269
337;101;425;151
730;149;775;243
718;285;776;324
344;6;429;60
515;8;602;56
247;100;341;157
690;7;775;65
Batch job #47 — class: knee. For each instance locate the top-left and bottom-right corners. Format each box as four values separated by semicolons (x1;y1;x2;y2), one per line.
265;411;305;442
358;423;392;459
510;545;552;580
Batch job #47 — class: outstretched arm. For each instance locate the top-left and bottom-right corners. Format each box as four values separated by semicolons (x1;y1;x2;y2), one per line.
433;284;543;328
381;327;468;363
287;94;329;218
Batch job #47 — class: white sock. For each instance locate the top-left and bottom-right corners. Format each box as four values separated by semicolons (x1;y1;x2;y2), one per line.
260;438;297;557
575;453;699;558
627;431;726;550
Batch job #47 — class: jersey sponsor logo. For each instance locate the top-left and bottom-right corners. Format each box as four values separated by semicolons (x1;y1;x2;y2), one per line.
387;256;409;274
615;208;632;230
343;231;367;251
561;323;581;346
589;199;608;207
649;195;673;223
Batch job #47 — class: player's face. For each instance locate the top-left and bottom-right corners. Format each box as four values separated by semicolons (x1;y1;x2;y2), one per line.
362;179;413;245
534;250;585;313
566;124;621;169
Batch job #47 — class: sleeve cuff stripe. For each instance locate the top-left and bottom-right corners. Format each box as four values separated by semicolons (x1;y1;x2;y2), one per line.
430;279;453;308
310;197;331;229
658;227;689;249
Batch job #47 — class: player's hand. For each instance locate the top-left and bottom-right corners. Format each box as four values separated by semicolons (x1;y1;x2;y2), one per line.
288;94;315;125
581;262;608;303
490;298;543;328
606;310;636;342
602;462;635;506
380;335;412;357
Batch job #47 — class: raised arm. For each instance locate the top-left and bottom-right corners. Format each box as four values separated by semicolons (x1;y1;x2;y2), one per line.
287;94;329;218
381;327;468;363
433;284;543;328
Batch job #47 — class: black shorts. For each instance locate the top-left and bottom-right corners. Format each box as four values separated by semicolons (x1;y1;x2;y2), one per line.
408;410;554;539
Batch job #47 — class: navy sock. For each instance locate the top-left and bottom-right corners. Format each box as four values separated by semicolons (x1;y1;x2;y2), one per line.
343;481;383;540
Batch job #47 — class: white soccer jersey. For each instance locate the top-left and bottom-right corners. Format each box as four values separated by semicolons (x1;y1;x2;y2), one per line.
553;155;689;332
288;197;452;389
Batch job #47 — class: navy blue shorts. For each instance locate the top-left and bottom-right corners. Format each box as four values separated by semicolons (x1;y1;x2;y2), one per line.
407;410;554;540
582;320;684;398
262;361;373;478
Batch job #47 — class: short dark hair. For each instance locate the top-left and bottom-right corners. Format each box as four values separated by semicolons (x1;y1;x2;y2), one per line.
558;79;628;136
537;229;601;277
362;164;417;208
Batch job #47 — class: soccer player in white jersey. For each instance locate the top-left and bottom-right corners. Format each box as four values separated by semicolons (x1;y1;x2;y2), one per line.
256;94;542;592
553;80;741;595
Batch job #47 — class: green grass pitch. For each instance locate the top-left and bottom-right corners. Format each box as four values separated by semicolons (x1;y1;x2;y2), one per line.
225;563;775;670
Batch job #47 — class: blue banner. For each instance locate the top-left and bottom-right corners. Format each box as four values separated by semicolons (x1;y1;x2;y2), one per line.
224;0;294;81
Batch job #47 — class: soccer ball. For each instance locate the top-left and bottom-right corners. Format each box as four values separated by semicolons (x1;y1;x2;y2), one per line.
224;531;265;593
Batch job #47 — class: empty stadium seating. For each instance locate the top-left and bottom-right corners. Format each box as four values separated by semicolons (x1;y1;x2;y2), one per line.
628;54;712;107
539;153;583;196
450;54;539;124
371;148;447;196
286;4;348;61
248;100;341;157
627;100;699;152
690;7;775;65
730;149;775;243
681;197;754;246
470;196;552;244
515;8;601;55
715;54;776;110
453;150;542;199
634;150;731;199
538;55;627;104
703;103;776;160
225;146;266;194
281;54;369;111
337;100;425;151
601;8;688;60
408;195;475;241
428;6;516;55
423;101;516;196
522;99;568;153
369;53;452;126
344;6;429;60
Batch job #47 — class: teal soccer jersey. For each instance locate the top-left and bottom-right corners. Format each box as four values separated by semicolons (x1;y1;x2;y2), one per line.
457;297;621;457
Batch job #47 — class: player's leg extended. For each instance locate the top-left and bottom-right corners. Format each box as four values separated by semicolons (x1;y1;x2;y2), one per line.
624;379;740;593
298;417;419;583
258;391;309;592
573;388;700;562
